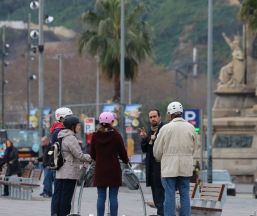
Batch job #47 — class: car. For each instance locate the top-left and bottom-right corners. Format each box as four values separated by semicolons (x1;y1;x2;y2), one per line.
253;179;257;199
201;169;236;196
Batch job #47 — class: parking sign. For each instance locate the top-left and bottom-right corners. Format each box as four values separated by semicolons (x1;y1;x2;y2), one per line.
183;109;200;129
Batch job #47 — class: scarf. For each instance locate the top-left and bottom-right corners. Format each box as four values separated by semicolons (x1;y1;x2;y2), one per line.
149;124;159;145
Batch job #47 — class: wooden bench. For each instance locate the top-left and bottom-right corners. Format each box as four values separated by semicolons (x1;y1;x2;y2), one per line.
191;183;226;216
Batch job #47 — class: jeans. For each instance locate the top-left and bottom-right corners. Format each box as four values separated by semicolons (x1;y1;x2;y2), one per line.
97;187;119;216
162;177;191;216
43;167;54;196
51;178;76;216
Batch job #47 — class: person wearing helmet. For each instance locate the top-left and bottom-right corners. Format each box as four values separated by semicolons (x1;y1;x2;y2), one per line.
153;101;198;216
50;107;73;144
90;112;129;216
50;107;73;213
51;115;91;216
139;109;164;216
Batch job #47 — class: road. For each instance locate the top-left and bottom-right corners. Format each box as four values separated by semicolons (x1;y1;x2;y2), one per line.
0;183;257;216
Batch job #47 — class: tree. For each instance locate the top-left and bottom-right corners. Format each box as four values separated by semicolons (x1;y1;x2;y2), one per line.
78;0;151;102
239;0;257;30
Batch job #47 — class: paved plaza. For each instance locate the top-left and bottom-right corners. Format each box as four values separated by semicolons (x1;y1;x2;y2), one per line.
0;183;257;216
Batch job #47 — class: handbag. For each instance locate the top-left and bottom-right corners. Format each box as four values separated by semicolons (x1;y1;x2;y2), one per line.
122;166;139;190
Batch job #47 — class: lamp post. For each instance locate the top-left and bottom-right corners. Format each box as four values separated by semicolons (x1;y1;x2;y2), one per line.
30;0;53;135
1;25;9;128
58;54;63;107
95;55;100;118
120;0;125;140
207;0;213;183
27;13;34;129
38;0;45;137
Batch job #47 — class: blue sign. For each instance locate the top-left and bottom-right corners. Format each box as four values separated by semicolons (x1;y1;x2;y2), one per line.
183;109;200;128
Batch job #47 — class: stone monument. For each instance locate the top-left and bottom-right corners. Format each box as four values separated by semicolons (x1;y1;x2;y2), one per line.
211;26;257;183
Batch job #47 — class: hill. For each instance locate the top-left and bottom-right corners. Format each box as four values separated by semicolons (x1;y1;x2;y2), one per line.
0;0;242;74
0;0;243;124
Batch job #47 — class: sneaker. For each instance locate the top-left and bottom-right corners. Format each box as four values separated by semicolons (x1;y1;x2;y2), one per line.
39;192;45;196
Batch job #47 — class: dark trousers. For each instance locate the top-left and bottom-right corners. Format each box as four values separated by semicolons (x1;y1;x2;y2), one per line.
150;178;164;215
3;176;10;195
51;178;76;216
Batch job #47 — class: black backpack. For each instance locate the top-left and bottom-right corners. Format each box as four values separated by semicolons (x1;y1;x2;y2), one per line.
45;138;65;170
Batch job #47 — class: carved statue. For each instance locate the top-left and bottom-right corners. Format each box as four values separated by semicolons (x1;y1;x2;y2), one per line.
218;33;245;88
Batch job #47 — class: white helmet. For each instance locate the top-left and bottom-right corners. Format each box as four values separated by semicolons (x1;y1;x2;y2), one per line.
167;101;183;115
55;107;73;121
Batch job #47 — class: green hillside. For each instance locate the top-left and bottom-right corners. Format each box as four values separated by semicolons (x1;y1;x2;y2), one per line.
0;0;242;75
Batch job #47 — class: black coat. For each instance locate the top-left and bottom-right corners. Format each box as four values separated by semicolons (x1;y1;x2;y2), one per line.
0;146;21;176
141;122;164;186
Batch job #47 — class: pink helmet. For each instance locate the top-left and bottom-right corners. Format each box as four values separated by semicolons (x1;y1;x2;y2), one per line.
99;112;115;124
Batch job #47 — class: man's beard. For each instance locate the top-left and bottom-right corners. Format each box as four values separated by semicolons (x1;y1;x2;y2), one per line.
151;122;158;127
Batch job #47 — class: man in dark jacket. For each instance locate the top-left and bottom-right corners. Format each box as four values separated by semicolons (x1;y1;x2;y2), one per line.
139;109;164;216
38;136;54;198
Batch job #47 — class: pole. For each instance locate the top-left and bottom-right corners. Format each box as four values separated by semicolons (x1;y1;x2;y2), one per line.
58;54;63;107
38;0;45;136
1;26;6;128
207;0;213;183
120;0;125;140
27;13;32;128
96;56;100;118
128;80;131;104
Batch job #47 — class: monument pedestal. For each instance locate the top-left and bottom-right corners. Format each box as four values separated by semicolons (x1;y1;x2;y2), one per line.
208;86;257;182
213;86;257;118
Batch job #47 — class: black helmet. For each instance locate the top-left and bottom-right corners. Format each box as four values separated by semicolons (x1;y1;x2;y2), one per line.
63;115;80;130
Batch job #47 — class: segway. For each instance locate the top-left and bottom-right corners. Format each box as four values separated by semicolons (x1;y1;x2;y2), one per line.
67;162;95;216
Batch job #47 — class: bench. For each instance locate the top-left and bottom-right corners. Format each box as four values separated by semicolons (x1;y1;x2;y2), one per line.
0;168;42;200
191;183;226;216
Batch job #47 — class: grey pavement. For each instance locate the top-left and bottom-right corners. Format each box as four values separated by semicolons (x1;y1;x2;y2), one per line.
0;183;257;216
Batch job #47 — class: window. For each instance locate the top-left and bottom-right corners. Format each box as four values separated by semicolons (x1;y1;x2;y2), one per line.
214;134;253;148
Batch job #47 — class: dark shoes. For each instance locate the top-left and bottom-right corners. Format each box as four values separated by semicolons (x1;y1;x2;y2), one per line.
40;192;52;198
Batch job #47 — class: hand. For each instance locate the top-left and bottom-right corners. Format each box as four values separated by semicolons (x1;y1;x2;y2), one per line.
84;154;92;162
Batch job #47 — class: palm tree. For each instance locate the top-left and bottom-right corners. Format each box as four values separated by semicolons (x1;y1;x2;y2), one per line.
78;0;151;102
239;0;257;30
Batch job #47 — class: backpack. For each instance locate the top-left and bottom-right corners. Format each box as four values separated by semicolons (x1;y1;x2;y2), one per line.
45;138;65;170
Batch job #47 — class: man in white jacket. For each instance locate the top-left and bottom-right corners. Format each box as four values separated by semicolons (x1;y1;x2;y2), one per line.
153;101;197;216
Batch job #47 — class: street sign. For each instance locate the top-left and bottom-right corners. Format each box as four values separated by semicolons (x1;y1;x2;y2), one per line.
183;109;201;133
84;117;95;133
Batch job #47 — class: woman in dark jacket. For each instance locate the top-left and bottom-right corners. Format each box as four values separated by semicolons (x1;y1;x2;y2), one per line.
0;139;21;196
90;112;129;216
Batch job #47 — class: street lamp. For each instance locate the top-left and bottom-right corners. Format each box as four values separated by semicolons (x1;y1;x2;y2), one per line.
120;0;125;140
30;0;53;136
207;0;213;183
1;25;10;128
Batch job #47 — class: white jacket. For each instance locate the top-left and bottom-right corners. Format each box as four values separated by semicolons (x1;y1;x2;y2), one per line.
153;117;198;177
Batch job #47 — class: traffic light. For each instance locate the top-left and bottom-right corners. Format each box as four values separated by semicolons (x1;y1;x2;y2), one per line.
195;128;200;134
